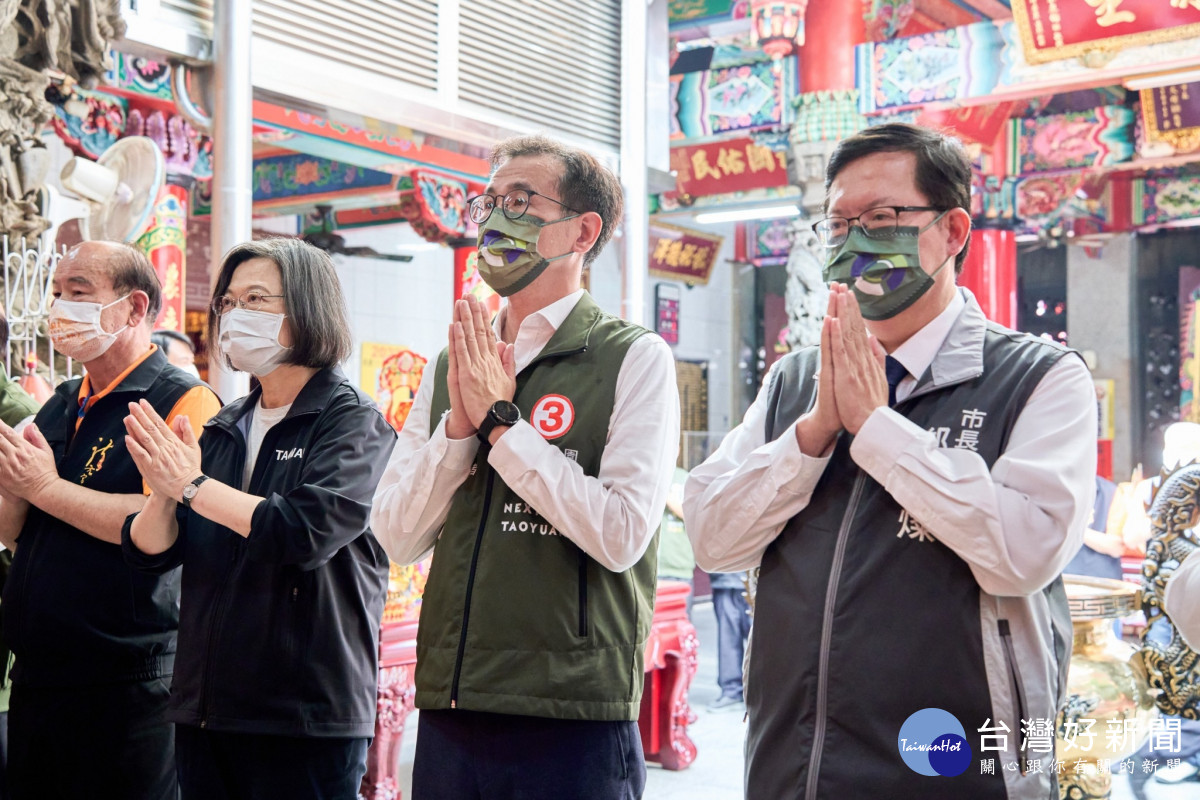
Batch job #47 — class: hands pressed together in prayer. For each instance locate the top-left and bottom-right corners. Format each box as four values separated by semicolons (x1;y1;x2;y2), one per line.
124;399;203;502
0;421;59;506
444;293;517;441
797;284;889;456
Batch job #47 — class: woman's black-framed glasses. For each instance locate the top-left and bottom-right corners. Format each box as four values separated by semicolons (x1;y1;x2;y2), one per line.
467;189;579;225
211;290;285;315
810;205;945;249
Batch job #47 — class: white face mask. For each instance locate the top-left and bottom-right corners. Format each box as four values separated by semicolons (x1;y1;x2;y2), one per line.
48;294;131;362
218;308;292;376
180;363;201;380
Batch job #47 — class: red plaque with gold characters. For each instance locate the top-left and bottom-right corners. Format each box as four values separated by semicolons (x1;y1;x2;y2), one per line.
669;138;788;199
648;222;724;286
1011;0;1200;65
1141;81;1200;154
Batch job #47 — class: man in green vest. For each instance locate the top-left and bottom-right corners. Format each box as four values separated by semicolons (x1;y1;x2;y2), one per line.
372;135;681;799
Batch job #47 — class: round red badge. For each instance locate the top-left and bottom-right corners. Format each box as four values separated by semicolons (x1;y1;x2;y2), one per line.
530;394;575;440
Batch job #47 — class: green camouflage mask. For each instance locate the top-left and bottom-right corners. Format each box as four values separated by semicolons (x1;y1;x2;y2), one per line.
476;210;578;297
822;212;951;321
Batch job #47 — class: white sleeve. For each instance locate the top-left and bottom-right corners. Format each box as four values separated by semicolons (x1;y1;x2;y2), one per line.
370;360;481;565
1165;549;1200;651
486;335;680;572
850;355;1097;596
683;359;832;573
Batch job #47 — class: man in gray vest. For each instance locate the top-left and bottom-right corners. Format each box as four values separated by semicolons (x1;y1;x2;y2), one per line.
685;123;1096;799
371;135;680;799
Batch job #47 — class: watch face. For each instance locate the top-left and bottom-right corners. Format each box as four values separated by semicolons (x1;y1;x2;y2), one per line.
492;401;521;425
183;484;198;500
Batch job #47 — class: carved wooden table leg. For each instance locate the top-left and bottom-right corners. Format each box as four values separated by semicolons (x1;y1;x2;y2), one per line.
639;580;699;771
361;618;420;800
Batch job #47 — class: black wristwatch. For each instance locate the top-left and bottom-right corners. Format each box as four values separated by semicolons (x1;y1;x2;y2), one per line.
181;475;210;508
477;400;521;444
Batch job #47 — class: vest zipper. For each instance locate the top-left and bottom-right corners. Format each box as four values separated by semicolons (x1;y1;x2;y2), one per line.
804;470;866;800
450;471;496;708
998;619;1030;775
578;551;588;637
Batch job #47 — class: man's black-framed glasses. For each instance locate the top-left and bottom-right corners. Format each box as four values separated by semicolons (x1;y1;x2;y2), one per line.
810;206;945;249
467;189;579;225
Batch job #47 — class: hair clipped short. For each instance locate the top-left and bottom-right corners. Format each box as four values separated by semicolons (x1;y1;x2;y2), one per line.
490;135;624;267
826;123;973;274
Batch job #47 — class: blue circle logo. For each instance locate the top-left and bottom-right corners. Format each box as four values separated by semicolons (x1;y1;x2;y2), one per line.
897;708;972;777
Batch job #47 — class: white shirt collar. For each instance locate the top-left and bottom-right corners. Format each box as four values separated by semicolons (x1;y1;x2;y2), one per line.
494;289;587;375
889;290;965;385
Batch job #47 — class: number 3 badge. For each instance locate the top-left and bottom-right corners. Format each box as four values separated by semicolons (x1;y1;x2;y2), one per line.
530;394;575;440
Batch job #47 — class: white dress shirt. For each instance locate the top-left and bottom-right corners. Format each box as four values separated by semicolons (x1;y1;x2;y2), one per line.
684;290;1097;597
371;289;681;573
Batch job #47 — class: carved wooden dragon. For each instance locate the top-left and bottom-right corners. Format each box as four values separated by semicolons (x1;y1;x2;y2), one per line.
1142;463;1200;719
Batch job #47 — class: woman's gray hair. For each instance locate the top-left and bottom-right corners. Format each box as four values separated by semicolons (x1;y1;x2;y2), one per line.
208;238;352;369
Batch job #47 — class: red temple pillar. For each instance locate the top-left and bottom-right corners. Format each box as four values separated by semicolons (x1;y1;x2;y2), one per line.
958;228;1016;328
799;1;866;92
136;179;190;332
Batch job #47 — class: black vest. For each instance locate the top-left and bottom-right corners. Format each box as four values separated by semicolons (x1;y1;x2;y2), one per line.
747;324;1073;800
3;349;206;686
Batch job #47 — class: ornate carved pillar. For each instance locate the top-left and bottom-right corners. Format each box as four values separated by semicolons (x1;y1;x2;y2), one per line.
128;108;201;332
785;90;865;348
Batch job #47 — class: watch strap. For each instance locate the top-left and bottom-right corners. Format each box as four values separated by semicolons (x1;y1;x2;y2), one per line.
476;402;519;444
181;474;210;507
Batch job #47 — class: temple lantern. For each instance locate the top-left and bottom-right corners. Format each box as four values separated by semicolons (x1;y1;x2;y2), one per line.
749;0;809;60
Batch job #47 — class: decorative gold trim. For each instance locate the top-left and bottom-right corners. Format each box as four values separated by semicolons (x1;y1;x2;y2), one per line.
1142;87;1200;154
1010;1;1200;65
649;220;726;246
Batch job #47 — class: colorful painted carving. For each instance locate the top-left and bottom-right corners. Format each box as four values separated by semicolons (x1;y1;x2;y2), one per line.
861;23;1004;112
250;154;397;206
671;57;797;139
745;218;792;266
106;53;173;101
748;0;808;59
668;0;748;26
1133;173;1200;226
1007;106;1134;174
51;88;127;159
865;0;914;42
125;108;204;178
392;169;481;244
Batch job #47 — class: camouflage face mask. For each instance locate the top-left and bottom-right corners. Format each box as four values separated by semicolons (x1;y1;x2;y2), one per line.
475;209;578;297
822;212;951;321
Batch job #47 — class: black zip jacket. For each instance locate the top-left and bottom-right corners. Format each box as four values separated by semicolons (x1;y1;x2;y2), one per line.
122;367;396;737
4;349;205;687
